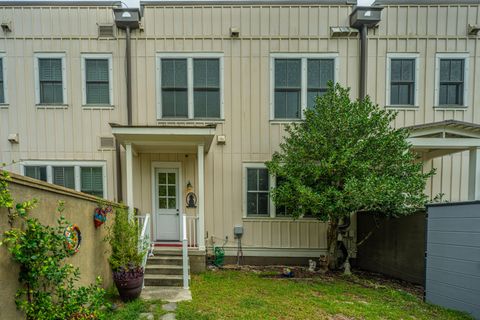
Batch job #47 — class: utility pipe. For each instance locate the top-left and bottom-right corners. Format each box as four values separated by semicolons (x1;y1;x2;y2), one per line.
359;24;368;100
126;26;132;126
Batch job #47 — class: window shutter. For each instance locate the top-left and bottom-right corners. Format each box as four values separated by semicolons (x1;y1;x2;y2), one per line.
85;59;110;104
53;167;75;189
81;167;104;197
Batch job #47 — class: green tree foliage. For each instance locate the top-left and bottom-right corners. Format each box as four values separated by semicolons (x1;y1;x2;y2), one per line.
0;171;109;319
266;84;434;267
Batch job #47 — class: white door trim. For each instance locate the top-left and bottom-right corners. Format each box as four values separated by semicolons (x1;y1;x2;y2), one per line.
151;161;183;241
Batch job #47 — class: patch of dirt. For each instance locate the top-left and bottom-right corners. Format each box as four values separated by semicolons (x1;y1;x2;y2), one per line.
349;269;424;298
220;264;424;298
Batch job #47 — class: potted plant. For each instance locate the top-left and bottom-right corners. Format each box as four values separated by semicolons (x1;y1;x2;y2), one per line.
107;206;145;302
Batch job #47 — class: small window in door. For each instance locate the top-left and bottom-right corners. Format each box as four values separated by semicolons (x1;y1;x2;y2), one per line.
158;172;177;209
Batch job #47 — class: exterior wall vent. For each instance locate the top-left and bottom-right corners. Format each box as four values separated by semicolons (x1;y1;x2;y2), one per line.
99;136;115;150
98;24;116;38
330;27;359;37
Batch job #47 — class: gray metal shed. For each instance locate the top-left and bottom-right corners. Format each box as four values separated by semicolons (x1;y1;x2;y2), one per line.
425;202;480;319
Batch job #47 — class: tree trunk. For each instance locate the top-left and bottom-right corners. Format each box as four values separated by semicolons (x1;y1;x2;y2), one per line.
326;217;339;270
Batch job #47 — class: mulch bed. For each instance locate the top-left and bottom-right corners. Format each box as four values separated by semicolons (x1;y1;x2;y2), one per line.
219;264;424;298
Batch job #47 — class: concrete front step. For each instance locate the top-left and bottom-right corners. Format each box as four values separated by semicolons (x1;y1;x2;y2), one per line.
145;264;187;275
152;249;182;256
147;256;183;266
144;274;188;287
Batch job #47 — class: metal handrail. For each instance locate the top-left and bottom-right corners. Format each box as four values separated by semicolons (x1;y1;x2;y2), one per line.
182;213;189;289
135;213;151;287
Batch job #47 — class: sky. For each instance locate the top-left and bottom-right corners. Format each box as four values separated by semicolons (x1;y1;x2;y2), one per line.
1;0;376;8
121;0;375;8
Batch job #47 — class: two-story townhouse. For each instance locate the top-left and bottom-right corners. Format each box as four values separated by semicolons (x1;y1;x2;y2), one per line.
1;0;480;266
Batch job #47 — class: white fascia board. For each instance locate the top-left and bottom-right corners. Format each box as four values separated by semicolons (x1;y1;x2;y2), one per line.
21;160;106;167
408;137;480;148
111;126;216;136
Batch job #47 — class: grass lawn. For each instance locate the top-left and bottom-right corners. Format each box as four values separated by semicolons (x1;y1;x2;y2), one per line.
106;297;167;320
175;269;472;320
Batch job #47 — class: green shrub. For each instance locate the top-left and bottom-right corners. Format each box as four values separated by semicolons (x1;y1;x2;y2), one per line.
107;207;143;272
0;171;109;320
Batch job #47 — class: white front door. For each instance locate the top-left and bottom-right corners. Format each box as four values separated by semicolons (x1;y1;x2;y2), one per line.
155;168;180;241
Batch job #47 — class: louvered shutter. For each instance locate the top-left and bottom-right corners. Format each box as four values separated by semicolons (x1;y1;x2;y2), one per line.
53;167;75;189
39;58;63;104
81;167;104;197
85;59;110;105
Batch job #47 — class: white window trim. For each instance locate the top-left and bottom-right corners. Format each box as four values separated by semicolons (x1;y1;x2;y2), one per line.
242;163;275;218
156;52;224;120
0;52;8;106
34;52;68;107
20;160;107;198
385;53;420;107
270;53;340;121
81;53;113;107
434;52;470;108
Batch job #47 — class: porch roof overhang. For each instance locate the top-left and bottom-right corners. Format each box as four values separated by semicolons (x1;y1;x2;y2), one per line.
406;120;480;160
110;124;217;153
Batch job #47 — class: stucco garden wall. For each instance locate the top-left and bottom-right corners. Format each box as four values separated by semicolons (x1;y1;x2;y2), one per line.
0;172;116;320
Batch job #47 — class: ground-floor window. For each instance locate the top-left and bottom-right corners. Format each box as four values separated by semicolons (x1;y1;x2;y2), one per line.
22;161;107;198
243;163;304;219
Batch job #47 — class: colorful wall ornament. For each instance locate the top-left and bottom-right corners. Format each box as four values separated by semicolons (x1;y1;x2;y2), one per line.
94;205;112;228
64;224;82;255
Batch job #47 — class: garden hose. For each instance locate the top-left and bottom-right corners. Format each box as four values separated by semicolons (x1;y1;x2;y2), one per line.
213;246;225;267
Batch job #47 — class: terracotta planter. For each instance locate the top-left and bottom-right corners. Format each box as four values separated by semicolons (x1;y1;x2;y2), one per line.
113;269;144;302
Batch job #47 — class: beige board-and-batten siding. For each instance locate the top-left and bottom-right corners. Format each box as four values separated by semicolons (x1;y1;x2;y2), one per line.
134;3;355;254
0;172;116;320
367;3;480;202
0;4;124;200
133;152;329;254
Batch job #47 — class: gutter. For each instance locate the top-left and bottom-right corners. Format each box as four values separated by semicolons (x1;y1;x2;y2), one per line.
113;8;142;201
349;6;383;100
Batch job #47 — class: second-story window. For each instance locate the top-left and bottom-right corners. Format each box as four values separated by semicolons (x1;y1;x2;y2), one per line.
194;59;220;118
390;59;415;105
39;58;63;104
35;53;66;105
161;59;188;117
439;59;464;106
271;54;338;120
82;54;113;106
435;53;469;108
158;54;223;120
274;59;301;119
386;53;419;107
